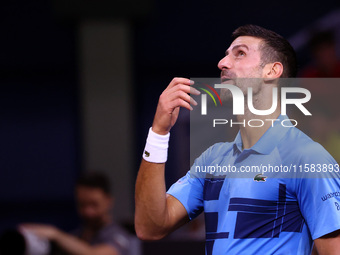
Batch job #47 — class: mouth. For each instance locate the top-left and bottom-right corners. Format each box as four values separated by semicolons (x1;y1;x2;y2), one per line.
221;76;233;83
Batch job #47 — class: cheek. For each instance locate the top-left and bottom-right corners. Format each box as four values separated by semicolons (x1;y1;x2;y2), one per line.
78;202;100;215
238;61;262;75
79;206;96;218
100;201;111;212
234;59;252;69
92;200;109;213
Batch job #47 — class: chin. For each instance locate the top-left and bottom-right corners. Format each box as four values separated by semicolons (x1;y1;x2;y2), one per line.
84;218;102;225
220;88;233;102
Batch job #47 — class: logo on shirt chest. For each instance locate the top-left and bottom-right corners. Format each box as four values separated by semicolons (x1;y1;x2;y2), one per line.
254;173;267;182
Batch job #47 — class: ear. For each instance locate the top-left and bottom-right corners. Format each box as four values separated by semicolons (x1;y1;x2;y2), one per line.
263;62;283;80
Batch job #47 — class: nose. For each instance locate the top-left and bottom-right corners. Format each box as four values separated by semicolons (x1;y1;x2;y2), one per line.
218;55;232;70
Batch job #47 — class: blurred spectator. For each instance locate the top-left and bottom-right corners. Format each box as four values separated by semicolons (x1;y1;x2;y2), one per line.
300;30;340;77
298;30;340;109
297;30;340;163
16;172;138;255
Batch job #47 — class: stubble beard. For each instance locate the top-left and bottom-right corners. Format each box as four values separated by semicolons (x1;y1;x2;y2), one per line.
220;66;264;103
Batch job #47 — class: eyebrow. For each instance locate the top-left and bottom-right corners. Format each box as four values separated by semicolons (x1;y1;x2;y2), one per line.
225;44;249;56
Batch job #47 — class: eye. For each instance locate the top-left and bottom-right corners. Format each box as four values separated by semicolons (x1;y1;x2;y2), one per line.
238;50;246;57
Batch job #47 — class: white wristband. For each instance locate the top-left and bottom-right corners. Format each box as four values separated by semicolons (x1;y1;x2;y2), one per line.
143;127;170;163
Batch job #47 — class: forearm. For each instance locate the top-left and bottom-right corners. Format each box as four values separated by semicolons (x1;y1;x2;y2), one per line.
135;159;170;240
20;224;118;255
135;78;197;240
53;231;118;255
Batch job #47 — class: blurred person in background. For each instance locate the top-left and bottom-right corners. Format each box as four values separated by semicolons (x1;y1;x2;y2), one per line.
298;30;340;163
20;172;135;255
299;30;340;107
300;30;340;78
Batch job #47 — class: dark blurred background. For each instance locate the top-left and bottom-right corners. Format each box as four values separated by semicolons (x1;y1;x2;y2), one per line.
1;0;340;245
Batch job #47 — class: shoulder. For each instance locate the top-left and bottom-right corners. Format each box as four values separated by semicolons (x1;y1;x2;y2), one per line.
279;127;339;179
280;127;333;162
190;141;234;178
198;141;234;162
192;141;234;166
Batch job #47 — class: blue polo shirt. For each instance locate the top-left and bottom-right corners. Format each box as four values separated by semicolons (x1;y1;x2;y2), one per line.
167;115;340;255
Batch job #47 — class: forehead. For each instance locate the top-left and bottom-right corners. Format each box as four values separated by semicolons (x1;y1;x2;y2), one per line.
227;36;263;52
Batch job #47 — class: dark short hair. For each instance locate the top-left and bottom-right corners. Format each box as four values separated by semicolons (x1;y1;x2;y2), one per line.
232;24;297;78
76;172;111;195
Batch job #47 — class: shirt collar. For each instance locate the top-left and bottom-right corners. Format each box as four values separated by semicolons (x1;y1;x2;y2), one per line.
233;115;291;155
233;131;243;153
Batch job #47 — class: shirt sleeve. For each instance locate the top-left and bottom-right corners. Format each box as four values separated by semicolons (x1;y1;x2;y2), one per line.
166;145;215;220
167;170;204;220
296;143;340;240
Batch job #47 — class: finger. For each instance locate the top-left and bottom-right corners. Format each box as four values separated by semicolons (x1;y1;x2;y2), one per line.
174;84;200;95
167;77;194;89
190;96;198;106
18;225;35;233
165;84;200;99
166;90;197;107
189;86;201;95
167;98;193;111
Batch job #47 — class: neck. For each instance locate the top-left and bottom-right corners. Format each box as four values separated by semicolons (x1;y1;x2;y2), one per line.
238;85;281;149
84;214;112;230
237;111;280;150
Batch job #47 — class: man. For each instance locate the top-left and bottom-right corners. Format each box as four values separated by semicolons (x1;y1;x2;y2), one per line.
22;172;133;255
300;30;340;78
135;24;340;254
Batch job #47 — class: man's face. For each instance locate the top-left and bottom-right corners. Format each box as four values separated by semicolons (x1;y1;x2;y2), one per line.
75;186;112;226
218;36;265;100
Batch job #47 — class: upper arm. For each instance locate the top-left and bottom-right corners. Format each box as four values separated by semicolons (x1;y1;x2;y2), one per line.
163;146;214;234
166;171;204;221
165;194;191;232
313;230;340;255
